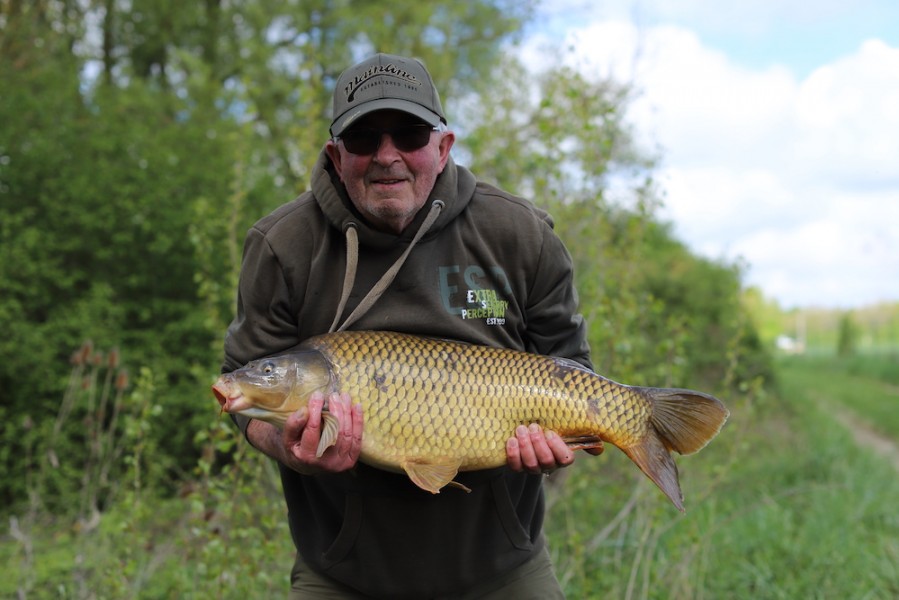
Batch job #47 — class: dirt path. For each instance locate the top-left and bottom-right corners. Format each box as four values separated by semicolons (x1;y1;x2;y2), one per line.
832;407;899;472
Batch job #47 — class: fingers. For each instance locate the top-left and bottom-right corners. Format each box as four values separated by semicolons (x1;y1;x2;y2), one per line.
330;392;357;459
283;403;309;441
544;429;574;467
506;436;521;471
284;391;363;474
507;424;575;474
296;391;326;460
508;424;544;474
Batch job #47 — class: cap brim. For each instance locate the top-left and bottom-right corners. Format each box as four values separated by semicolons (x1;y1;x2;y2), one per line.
331;99;442;136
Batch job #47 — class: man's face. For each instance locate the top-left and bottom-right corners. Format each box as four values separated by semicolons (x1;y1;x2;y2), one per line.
326;110;454;234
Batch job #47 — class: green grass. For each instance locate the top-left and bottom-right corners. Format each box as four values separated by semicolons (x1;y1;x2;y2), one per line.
544;356;899;598
779;353;899;439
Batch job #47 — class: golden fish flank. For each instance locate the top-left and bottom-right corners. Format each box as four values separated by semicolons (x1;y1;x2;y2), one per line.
212;330;729;511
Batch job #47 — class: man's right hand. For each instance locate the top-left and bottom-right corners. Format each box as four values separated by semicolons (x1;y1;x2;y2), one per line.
282;391;363;474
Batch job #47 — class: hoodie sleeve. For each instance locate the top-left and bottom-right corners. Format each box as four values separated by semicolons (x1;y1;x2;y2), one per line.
222;225;300;436
524;221;593;371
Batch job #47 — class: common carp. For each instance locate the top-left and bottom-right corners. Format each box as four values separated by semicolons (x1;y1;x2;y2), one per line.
213;330;728;511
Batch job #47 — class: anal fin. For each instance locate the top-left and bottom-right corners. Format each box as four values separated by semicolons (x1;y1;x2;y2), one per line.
561;434;605;452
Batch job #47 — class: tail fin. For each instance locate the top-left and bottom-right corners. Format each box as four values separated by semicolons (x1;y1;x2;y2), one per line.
622;387;729;512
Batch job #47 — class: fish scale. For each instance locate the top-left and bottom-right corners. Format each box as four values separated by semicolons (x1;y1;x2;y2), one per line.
213;330;729;511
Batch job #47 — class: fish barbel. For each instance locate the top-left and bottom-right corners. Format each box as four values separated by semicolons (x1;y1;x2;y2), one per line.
212;330;729;511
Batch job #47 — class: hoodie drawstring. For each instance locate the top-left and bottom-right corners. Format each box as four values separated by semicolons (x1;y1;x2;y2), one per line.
329;199;445;333
328;222;359;333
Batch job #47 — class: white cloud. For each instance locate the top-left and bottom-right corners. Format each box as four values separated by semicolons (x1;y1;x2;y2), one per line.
658;166;799;251
735;206;899;307
793;39;899;187
521;18;899;308
631;26;797;168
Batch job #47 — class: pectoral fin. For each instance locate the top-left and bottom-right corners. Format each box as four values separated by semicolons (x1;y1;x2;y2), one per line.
315;412;340;458
401;459;468;494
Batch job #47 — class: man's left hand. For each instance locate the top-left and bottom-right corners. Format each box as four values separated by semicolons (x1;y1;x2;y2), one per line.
506;424;573;474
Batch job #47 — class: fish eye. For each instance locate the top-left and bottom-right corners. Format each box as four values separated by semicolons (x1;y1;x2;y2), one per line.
261;361;276;374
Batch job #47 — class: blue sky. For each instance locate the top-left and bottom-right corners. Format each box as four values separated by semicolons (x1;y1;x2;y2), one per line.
654;1;899;77
520;0;899;309
530;0;899;76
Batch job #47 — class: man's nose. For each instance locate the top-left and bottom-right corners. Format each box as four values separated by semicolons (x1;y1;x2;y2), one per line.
372;133;402;162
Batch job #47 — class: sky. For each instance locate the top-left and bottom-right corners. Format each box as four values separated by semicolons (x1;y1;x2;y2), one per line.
519;0;899;309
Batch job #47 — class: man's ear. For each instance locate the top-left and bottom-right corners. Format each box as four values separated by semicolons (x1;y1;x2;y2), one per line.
438;130;455;170
325;140;343;178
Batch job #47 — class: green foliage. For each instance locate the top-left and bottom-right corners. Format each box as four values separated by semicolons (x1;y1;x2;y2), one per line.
741;286;789;346
4;438;294;599
1;57;234;501
460;55;642;203
836;311;859;357
2;351;292;598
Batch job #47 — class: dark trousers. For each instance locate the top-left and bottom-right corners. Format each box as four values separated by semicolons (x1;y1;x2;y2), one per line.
288;546;565;599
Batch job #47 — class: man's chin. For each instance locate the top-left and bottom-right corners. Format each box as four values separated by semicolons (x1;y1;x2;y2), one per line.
359;197;423;232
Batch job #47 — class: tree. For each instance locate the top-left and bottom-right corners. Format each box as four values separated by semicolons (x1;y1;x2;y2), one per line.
837;311;858;357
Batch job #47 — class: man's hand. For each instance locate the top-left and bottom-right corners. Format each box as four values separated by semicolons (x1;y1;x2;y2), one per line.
505;423;603;474
282;391;363;474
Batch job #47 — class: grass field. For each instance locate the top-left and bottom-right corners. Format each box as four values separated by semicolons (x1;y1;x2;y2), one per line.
3;353;898;598
779;352;899;439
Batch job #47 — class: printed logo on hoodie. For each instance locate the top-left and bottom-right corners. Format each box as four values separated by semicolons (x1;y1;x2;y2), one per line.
438;265;511;326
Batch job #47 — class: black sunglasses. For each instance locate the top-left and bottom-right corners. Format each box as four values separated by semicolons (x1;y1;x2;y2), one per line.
336;123;441;155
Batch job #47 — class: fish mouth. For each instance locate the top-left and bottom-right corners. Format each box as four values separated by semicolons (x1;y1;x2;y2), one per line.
212;376;249;413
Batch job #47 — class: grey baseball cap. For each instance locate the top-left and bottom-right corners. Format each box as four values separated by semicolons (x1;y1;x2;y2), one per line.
330;53;446;137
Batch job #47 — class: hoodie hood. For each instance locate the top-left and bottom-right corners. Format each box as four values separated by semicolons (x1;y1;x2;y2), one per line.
310;148;476;250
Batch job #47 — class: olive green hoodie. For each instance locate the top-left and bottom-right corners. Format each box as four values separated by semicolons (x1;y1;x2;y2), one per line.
223;149;591;598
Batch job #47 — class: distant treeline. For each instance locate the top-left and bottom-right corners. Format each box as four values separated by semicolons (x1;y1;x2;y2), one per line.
745;289;899;355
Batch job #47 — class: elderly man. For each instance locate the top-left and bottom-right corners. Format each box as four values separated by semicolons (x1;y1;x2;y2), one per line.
222;53;597;599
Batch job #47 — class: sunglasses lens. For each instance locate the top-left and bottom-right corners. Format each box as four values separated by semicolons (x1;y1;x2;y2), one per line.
393;125;432;152
341;130;379;155
340;125;433;155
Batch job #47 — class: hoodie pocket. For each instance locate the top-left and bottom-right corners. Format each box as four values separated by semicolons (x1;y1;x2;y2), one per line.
490;477;534;550
320;493;364;567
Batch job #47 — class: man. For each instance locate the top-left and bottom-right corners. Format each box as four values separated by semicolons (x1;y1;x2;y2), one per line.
222;53;599;599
